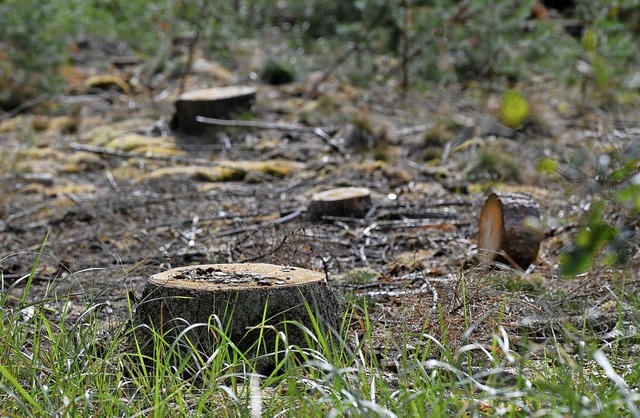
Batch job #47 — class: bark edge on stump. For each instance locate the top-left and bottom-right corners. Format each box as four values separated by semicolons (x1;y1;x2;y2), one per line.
134;263;343;373
170;86;257;135
307;187;372;221
477;192;544;268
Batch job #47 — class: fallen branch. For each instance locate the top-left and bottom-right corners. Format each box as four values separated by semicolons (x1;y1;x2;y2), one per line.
196;116;345;155
0;93;49;122
213;210;302;238
196;116;335;134
396;124;433;138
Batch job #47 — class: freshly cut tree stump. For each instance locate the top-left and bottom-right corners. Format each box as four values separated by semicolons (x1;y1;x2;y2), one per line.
134;263;342;372
170;86;256;135
477;192;544;268
307;187;372;221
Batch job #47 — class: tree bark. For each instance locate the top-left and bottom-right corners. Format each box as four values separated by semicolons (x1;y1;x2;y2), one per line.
307;187;372;221
134;263;342;373
477;192;544;268
170;86;256;135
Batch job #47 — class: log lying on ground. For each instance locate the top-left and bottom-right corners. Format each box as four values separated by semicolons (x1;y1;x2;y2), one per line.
307;187;372;221
170;86;256;135
477;192;544;268
134;263;342;373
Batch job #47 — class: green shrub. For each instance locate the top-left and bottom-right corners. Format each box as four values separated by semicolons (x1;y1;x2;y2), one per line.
0;1;67;110
561;145;640;276
261;59;297;85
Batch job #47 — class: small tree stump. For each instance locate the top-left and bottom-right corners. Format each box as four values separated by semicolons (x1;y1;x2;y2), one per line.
134;263;342;373
477;192;544;268
307;187;372;221
170;86;257;135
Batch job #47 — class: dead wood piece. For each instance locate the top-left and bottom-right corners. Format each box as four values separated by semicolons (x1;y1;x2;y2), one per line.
170;86;257;135
307;187;372;221
477;192;543;268
0;93;48;122
396;124;433;138
134;263;342;373
196;116;344;155
519;311;624;341
195;116;335;134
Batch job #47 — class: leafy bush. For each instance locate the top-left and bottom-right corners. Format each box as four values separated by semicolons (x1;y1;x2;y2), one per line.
560;143;640;275
2;0;640;109
0;0;234;109
0;0;68;110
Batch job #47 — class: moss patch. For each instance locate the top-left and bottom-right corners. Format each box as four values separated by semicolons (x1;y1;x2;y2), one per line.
144;160;303;183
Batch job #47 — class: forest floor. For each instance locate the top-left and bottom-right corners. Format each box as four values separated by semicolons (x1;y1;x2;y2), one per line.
1;34;639;372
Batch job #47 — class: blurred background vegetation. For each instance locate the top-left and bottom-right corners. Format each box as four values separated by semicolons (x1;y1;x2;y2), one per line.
1;0;640;111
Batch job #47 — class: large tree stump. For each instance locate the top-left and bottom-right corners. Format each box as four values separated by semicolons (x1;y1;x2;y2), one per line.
170;86;256;135
477;192;544;268
134;263;342;373
307;187;372;221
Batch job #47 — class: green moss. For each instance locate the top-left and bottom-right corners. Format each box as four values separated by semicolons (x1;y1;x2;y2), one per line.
423;121;456;147
422;146;443;162
469;149;521;181
261;59;296;85
490;272;544;293
371;147;389;161
536;157;559;174
338;268;381;285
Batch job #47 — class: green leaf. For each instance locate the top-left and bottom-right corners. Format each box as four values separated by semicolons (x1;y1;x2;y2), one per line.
500;89;530;129
589;223;617;249
575;228;593;248
615;184;640;209
560;247;593;276
561;200;618;276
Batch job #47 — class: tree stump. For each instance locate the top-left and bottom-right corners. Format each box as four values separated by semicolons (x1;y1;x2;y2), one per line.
170;86;257;135
307;187;372;221
134;263;342;373
477;192;544;268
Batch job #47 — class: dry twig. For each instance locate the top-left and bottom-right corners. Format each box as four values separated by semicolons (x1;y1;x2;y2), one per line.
196;116;345;155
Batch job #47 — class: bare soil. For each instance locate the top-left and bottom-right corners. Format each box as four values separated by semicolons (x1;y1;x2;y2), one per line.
1;36;639;368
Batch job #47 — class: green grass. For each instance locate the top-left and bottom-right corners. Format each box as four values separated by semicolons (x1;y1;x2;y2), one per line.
1;244;639;417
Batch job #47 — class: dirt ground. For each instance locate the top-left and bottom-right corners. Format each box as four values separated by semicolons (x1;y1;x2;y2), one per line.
1;36;639;368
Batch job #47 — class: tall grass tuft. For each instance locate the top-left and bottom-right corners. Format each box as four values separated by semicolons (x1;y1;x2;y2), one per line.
1;235;639;416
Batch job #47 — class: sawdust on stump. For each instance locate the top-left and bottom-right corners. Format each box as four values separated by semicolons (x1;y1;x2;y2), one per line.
307;187;372;221
477;192;543;268
134;263;343;374
170;86;256;135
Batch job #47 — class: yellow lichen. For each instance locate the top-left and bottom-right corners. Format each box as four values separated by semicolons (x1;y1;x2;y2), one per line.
60;151;104;173
85;74;130;94
105;134;163;152
104;134;184;157
45;183;97;197
144;160;302;183
17;147;63;160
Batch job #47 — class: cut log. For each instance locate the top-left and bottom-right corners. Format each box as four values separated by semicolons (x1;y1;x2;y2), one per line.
307;187;372;221
134;263;342;373
477;192;544;268
170;86;257;135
